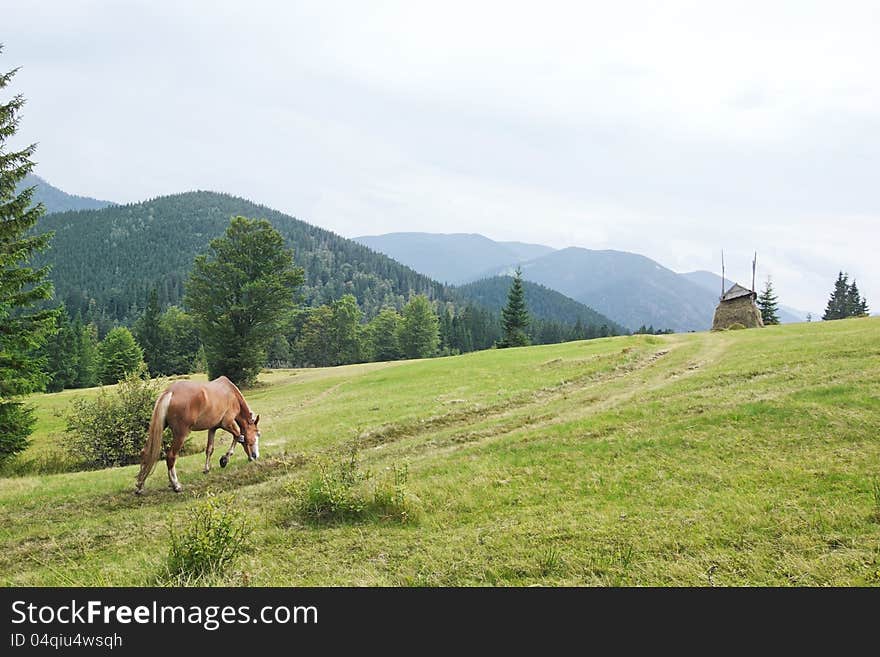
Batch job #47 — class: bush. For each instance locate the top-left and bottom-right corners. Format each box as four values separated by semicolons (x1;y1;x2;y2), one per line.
287;450;419;525
66;366;165;468
164;494;252;584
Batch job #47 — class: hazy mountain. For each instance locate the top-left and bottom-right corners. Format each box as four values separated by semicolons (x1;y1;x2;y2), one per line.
16;173;114;214
354;232;555;284
681;270;808;323
456;276;624;333
486;248;720;332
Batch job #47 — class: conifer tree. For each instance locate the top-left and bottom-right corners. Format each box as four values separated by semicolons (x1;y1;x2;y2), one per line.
41;306;79;392
72;314;99;388
134;288;165;375
0;47;58;462
757;277;780;325
499;268;530;348
845;280;867;317
823;272;849;320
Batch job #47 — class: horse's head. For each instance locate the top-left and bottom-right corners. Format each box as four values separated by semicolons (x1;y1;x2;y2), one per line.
241;413;261;461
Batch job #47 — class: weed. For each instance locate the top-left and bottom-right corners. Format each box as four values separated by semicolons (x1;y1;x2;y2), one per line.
161;493;252;584
286;450;418;525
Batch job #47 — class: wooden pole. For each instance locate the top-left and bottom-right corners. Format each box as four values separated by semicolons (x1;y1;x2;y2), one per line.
721;250;726;299
752;252;757;292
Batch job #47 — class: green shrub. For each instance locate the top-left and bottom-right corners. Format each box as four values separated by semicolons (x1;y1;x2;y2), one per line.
66;366;165;468
287;451;419;525
165;494;252;584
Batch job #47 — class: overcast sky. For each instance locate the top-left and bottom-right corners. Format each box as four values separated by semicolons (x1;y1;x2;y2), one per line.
5;1;879;312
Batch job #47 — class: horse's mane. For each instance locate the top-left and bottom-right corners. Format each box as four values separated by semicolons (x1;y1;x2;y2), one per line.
223;378;253;420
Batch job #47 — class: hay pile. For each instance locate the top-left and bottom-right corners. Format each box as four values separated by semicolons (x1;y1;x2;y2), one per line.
712;296;764;330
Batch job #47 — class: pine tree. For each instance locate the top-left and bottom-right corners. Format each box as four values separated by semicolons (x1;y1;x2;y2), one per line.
0;47;58;463
757;277;780;325
823;272;849;320
134;288;165;375
185;216;304;386
98;327;144;385
499;268;530;348
399;295;440;359
845;280;867;318
72;314;99;388
41;306;79;392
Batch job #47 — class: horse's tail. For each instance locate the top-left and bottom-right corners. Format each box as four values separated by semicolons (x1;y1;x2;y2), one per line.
135;390;172;493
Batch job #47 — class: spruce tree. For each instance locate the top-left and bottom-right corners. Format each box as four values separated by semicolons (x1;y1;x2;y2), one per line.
823;272;849;320
134;288;165;375
757;277;780;325
0;47;58;463
499;268;530;348
845;280;866;317
72;314;99;388
185;216;304;386
41;306;79;392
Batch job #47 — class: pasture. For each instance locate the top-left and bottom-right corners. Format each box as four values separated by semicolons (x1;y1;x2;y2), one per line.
2;317;879;586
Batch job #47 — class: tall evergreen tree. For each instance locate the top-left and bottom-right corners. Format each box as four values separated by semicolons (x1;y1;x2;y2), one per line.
499;267;530;348
757;277;780;325
72;314;99;388
823;272;849;320
133;288;165;375
185;216;304;386
845;280;868;318
159;306;201;374
399;295;440;359
328;294;365;365
40;305;79;392
0;47;58;463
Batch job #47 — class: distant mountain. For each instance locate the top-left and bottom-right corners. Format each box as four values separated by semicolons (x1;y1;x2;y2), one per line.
354;232;555;284
486;248;720;333
34;192;608;335
681;270;807;323
456;276;624;333
16;174;114;214
36;191;448;323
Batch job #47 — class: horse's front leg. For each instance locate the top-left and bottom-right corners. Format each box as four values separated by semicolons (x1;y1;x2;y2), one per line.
219;419;242;469
203;428;216;474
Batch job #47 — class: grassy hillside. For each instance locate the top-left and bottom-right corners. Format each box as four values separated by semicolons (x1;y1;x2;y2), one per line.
455;276;624;333
2;318;879;586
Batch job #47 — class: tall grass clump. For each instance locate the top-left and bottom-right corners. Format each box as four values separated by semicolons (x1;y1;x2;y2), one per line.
162;494;252;585
286;450;419;525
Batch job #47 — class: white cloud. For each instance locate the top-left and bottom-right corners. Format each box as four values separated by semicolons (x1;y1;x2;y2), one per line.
2;0;878;312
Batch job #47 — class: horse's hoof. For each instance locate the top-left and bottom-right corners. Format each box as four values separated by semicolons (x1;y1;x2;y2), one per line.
134;487;144;496
220;455;228;468
173;486;182;493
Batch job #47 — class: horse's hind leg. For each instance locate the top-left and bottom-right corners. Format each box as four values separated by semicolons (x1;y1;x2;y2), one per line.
203;428;216;474
166;427;189;493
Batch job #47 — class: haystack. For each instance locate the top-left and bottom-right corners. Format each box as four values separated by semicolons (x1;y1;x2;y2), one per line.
712;283;764;330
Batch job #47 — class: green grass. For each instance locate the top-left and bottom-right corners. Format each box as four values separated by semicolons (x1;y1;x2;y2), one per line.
2;318;880;586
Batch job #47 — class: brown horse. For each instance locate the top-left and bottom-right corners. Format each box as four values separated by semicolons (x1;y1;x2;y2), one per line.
134;376;260;494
